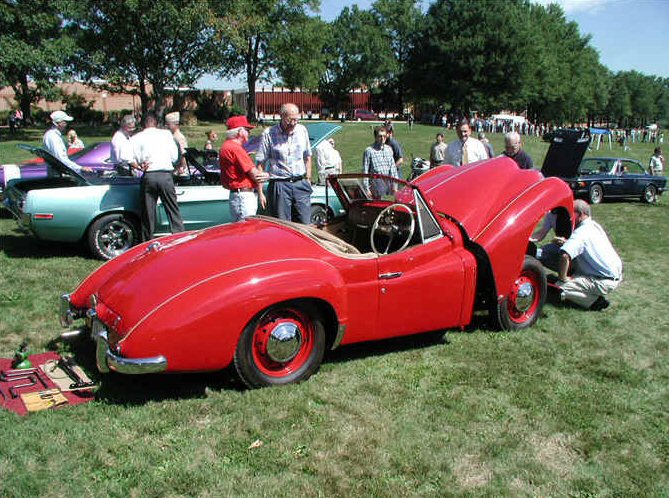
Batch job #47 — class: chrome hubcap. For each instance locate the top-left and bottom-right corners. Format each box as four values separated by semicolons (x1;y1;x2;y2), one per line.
515;282;535;312
266;322;302;363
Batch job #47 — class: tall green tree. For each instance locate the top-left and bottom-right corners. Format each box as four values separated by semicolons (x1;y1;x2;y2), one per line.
370;0;423;113
0;0;78;123
212;0;319;119
405;0;537;115
318;5;395;117
74;0;218;118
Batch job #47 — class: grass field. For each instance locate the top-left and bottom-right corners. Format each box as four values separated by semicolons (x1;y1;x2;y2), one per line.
0;122;668;496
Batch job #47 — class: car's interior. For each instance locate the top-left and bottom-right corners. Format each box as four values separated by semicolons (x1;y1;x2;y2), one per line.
255;178;443;258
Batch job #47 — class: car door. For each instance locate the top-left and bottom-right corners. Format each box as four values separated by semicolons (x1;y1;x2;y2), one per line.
609;159;627;196
619;160;646;196
375;236;467;339
374;195;468;339
156;185;231;233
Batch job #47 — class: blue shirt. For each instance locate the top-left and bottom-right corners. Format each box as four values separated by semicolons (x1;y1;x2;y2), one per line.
256;123;311;179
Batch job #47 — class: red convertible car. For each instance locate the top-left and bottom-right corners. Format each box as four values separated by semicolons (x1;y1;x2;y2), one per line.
60;157;574;388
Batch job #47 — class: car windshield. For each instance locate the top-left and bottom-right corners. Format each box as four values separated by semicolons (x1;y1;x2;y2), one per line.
333;174;415;206
579;158;613;175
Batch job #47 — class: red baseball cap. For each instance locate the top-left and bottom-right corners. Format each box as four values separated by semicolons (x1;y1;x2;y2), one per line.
226;115;255;130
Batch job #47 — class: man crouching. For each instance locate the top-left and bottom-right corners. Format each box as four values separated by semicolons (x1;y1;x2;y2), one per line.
554;199;623;311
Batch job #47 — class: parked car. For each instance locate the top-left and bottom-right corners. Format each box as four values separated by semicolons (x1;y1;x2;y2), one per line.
58;157;574;388
0;142;115;200
347;109;379;121
3;124;344;259
541;131;667;204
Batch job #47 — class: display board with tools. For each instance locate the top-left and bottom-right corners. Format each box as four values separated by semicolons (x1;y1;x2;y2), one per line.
0;344;95;415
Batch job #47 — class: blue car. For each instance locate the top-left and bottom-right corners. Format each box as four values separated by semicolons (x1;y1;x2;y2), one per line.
541;130;667;204
4;124;343;260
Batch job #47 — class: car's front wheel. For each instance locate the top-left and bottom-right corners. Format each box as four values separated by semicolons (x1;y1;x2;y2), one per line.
589;184;604;204
87;214;139;260
495;256;546;331
310;204;328;226
642;184;657;204
234;302;326;388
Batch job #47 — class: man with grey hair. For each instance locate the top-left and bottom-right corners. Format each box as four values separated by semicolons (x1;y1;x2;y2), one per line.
110;114;137;174
219;115;268;221
553;199;622;311
502;131;534;169
256;103;313;224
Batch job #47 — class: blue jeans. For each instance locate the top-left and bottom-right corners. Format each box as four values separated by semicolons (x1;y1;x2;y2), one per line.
267;179;312;224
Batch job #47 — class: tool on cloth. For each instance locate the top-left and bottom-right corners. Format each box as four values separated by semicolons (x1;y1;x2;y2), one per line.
41;357;95;391
11;341;32;369
21;389;68;412
1;367;49;398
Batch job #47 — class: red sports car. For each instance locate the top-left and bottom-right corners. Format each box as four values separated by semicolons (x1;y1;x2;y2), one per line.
60;157;574;388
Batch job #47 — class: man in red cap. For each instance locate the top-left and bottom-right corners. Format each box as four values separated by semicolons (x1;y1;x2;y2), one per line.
219;115;269;221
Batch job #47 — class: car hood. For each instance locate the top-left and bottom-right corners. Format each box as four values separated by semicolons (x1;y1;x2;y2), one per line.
540;130;590;178
17;144;89;182
95;218;328;329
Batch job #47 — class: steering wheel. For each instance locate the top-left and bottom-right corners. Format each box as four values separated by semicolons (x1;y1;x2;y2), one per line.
370;203;415;255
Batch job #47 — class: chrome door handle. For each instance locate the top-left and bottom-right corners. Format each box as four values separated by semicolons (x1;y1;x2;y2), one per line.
379;272;402;280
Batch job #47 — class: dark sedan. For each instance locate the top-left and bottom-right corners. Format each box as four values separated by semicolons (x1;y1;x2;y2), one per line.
540;131;666;204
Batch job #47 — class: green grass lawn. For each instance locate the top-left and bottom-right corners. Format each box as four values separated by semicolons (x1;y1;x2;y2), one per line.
0;123;668;496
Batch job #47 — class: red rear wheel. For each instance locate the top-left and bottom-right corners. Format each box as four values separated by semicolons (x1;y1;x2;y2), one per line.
234;303;325;388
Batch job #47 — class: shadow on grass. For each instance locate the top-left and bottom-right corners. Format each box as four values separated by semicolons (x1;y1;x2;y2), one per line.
0;230;89;260
57;327;469;407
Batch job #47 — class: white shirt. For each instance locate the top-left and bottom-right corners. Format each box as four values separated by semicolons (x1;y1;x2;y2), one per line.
445;137;488;167
315;140;342;184
111;129;133;164
561;217;622;280
130;127;178;172
43;126;82;173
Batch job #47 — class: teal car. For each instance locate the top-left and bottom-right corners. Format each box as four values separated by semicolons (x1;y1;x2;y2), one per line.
4;124;343;260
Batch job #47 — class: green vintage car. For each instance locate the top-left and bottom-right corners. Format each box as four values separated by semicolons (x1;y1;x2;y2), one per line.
3;124;343;260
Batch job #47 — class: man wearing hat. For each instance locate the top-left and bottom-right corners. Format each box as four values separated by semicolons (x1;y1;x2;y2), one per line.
256;103;313;224
219;115;269;221
43;110;93;173
165;111;187;173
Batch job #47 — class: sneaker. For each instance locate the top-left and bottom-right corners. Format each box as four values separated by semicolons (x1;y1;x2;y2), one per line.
590;296;610;311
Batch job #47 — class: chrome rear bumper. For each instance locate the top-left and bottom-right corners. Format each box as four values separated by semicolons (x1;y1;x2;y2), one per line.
95;328;167;375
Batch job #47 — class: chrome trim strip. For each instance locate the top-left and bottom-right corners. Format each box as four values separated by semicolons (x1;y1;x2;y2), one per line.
95;327;167;375
331;324;346;350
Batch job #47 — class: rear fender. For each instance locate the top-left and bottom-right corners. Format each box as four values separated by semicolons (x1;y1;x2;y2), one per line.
117;259;347;372
68;232;190;309
473;177;573;300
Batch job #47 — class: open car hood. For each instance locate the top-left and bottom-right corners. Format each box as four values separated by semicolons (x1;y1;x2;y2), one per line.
17;144;88;183
540;130;590;179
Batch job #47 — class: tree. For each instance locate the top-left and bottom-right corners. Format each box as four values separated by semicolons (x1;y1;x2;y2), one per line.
0;0;78;123
318;5;395;117
74;0;218;118
370;0;423;113
405;0;538;115
212;0;320;119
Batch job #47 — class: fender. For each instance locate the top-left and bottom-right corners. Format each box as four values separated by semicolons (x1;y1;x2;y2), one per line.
68;231;191;309
473;177;573;299
117;258;351;372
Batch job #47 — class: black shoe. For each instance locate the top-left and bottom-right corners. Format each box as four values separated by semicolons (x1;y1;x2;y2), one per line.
590;296;610;311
